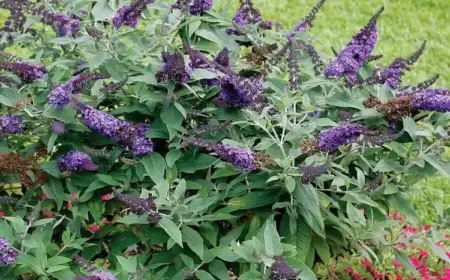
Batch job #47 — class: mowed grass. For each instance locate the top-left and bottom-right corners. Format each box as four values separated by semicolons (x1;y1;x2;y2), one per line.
218;0;450;88
218;0;450;222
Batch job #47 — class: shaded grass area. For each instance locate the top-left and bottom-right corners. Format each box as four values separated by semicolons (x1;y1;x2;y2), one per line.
219;0;450;222
218;0;450;88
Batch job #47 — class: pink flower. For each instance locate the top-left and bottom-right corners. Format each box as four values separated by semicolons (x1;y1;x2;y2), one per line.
445;251;450;259
419;248;429;259
395;275;403;280
40;193;49;200
101;194;111;201
0;211;4;217
70;193;77;198
344;266;353;273
403;225;417;235
392;259;402;269
409;257;420;267
418;266;429;275
362;258;371;268
423;224;431;231
88;225;100;232
103;218;111;225
437;241;445;248
43;211;53;217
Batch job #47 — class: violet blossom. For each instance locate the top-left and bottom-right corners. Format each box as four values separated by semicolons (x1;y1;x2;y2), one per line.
214;143;255;170
34;8;80;36
0;115;23;136
58;150;98;172
325;7;383;82
0;61;46;83
51;121;65;135
214;75;262;108
172;0;213;15
156;51;192;83
0;237;18;265
287;0;326;40
270;256;299;280
317;123;366;152
112;188;161;223
412;93;450;112
112;0;154;29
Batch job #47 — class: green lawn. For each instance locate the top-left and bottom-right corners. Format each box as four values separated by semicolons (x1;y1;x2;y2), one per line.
219;0;450;88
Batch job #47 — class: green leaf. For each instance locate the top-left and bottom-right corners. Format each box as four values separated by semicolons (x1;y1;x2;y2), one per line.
91;0;114;21
191;69;218;80
118;214;149;225
394;249;419;277
90;52;108;71
292;216;312;262
286;258;317;280
43;106;76;123
221;190;279;212
97;174;120;186
44;177;64;210
178;153;217;173
40;160;61;178
3;217;26;233
326;91;365;110
374;159;403;172
106;59;129;81
47;256;71;267
116;256;137;273
200;222;218;246
285;176;296;193
166;149;181;168
208;260;229;280
141;153;166;184
294;185;325;238
239;270;262;280
158;217;183;248
195;270;215;280
264;221;282;257
428;240;450;263
0;88;24;107
387;193;419;226
403;117;418;140
181;225;204;259
421;154;450;178
313;236;330;265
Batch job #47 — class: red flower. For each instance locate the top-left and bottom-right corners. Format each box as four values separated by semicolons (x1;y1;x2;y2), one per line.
392;259;402;269
0;211;4;217
66;201;72;208
70;193;77;198
40;193;49;200
423;224;431;231
103;218;111;225
43;211;53;217
419;248;429;259
101;194;111;201
395;275;403;280
362;258;371;268
88;225;100;232
409;257;420;267
344;266;353;273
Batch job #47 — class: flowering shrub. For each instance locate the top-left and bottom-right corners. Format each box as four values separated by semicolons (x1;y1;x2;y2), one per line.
0;0;449;279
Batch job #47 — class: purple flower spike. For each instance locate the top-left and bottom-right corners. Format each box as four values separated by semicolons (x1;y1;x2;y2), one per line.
112;0;154;29
0;115;23;136
0;61;46;83
156;52;192;83
270;256;299;280
317;123;365;152
48;73;109;107
325;7;383;82
214;76;262;108
113;188;161;224
172;0;213;15
132;137;154;156
58;150;98;172
232;0;262;27
34;9;80;36
214;144;255;170
412;94;450;112
51;121;65;135
287;0;326;40
398;88;450;97
91;272;118;280
0;237;18;265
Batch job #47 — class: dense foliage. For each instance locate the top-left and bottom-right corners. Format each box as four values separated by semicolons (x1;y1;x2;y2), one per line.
0;0;449;279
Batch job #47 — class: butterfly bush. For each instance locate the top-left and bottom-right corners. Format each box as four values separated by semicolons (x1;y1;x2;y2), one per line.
0;0;450;279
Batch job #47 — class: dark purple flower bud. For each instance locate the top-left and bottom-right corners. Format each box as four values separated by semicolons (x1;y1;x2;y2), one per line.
48;73;109;107
101;78;127;94
300;163;328;184
338;110;353;121
51;121;65;135
91;272;118;280
232;0;262;27
112;188;161;224
58;150;98;172
172;0;213;15
214;76;262;108
190;121;231;135
86;27;104;40
156;51;192;83
72;254;97;273
325;7;383;82
213;143;255;170
214;48;231;69
112;0;154;29
259;20;272;30
288;41;300;90
412;93;450;112
0;115;23;136
398;87;450;97
364;173;383;191
317;123;366;152
361;131;403;146
0;237;18;265
0;61;46;83
0;196;17;205
270;256;299;280
287;0;325;40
